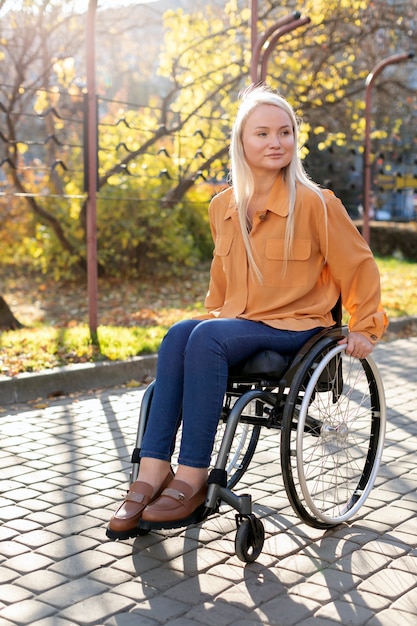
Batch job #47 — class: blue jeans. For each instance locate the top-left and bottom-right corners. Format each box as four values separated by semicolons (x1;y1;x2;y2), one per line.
140;318;321;468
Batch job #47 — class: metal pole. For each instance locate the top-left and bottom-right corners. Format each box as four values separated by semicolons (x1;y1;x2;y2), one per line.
250;0;258;81
259;17;310;82
363;51;414;245
86;0;98;340
250;6;303;83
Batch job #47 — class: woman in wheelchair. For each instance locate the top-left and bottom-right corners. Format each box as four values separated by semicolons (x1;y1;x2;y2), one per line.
108;85;387;539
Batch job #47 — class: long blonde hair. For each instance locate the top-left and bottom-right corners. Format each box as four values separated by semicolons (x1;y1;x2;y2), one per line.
229;85;327;279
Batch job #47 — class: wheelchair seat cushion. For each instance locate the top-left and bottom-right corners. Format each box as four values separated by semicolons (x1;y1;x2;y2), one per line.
229;350;291;380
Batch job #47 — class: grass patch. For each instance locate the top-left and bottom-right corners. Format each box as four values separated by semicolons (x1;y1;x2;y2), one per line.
0;324;168;377
1;256;416;377
377;256;417;318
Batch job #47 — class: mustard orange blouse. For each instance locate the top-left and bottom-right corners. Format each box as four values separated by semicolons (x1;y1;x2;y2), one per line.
199;175;388;343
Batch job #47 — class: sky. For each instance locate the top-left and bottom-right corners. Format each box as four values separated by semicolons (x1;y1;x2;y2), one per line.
93;0;159;8
0;0;160;16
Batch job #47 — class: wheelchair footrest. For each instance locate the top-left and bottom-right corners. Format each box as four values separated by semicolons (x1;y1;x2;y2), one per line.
131;447;141;463
208;468;228;488
137;503;216;531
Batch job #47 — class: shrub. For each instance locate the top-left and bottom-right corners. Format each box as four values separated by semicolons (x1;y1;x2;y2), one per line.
357;221;417;261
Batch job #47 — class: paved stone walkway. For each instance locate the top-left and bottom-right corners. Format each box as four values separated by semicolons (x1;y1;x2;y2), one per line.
0;337;416;626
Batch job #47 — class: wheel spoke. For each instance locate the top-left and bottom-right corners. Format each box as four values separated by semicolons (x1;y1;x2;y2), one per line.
282;341;385;528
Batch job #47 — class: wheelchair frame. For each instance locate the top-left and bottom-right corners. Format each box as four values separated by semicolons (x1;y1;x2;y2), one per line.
129;323;386;563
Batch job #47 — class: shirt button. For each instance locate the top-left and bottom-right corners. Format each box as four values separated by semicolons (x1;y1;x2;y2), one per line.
259;214;266;221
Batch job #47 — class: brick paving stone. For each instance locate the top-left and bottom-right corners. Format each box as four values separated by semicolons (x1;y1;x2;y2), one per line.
72;493;115;509
64;484;96;496
221;569;288;608
0;599;56;625
288;620;341;626
132;536;202;562
14;571;68;594
106;580;159;603
109;553;162;577
13;529;61;549
25;481;59;494
47;478;80;490
24;512;63;526
6;552;54;574
389;553;417;574
357;568;416;600
37;579;109;609
87;566;133;587
369;536;412;555
0;585;32;605
30;618;77;626
14;470;62;485
136;566;189;592
185;600;249;626
0;541;29;558
13;498;53;513
313;600;375;625
305;568;361;594
37;490;79;506
43;516;102;537
252;595;321;626
360;608;415;626
45;503;90;518
335;588;391;612
330;547;388;577
83;507;114;522
163;574;234;606
391;588;417;614
289;581;341;604
0;505;32;521
48;549;116;578
115;594;188;623
0;528;19;544
95;540;140;559
388;530;417;549
58;592;135;625
273;553;326;578
3;487;42;503
148;618;201;626
105;613;159;626
35;535;100;560
0;568;19;585
4;519;42;533
77;524;108;543
165;547;229;574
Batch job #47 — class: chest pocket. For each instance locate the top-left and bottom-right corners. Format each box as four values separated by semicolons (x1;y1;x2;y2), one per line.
215;234;233;256
263;239;311;286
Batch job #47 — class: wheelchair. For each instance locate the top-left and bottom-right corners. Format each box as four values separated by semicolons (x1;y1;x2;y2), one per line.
129;308;386;563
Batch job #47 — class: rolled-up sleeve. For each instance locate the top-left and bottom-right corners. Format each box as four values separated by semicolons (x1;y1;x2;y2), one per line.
324;192;388;341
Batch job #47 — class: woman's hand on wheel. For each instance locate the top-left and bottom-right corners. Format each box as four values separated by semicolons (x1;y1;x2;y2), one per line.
338;332;374;360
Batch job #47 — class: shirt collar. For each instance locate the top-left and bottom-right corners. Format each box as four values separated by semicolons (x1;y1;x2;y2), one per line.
224;172;289;220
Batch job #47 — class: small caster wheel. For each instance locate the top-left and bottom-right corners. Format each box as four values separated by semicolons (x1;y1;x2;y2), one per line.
235;515;265;562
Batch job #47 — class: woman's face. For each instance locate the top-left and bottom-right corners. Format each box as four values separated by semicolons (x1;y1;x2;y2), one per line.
241;103;295;176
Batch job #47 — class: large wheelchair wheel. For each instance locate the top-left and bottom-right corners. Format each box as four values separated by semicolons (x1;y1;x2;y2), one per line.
281;340;386;529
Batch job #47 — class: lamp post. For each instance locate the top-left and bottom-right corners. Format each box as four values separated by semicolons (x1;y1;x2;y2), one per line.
362;51;415;245
250;1;310;83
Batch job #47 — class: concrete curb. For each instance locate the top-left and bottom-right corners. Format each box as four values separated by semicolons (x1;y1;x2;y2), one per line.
0;354;157;405
1;316;416;406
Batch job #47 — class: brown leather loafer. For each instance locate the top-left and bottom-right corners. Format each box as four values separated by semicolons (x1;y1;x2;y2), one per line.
106;470;173;540
140;479;208;528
